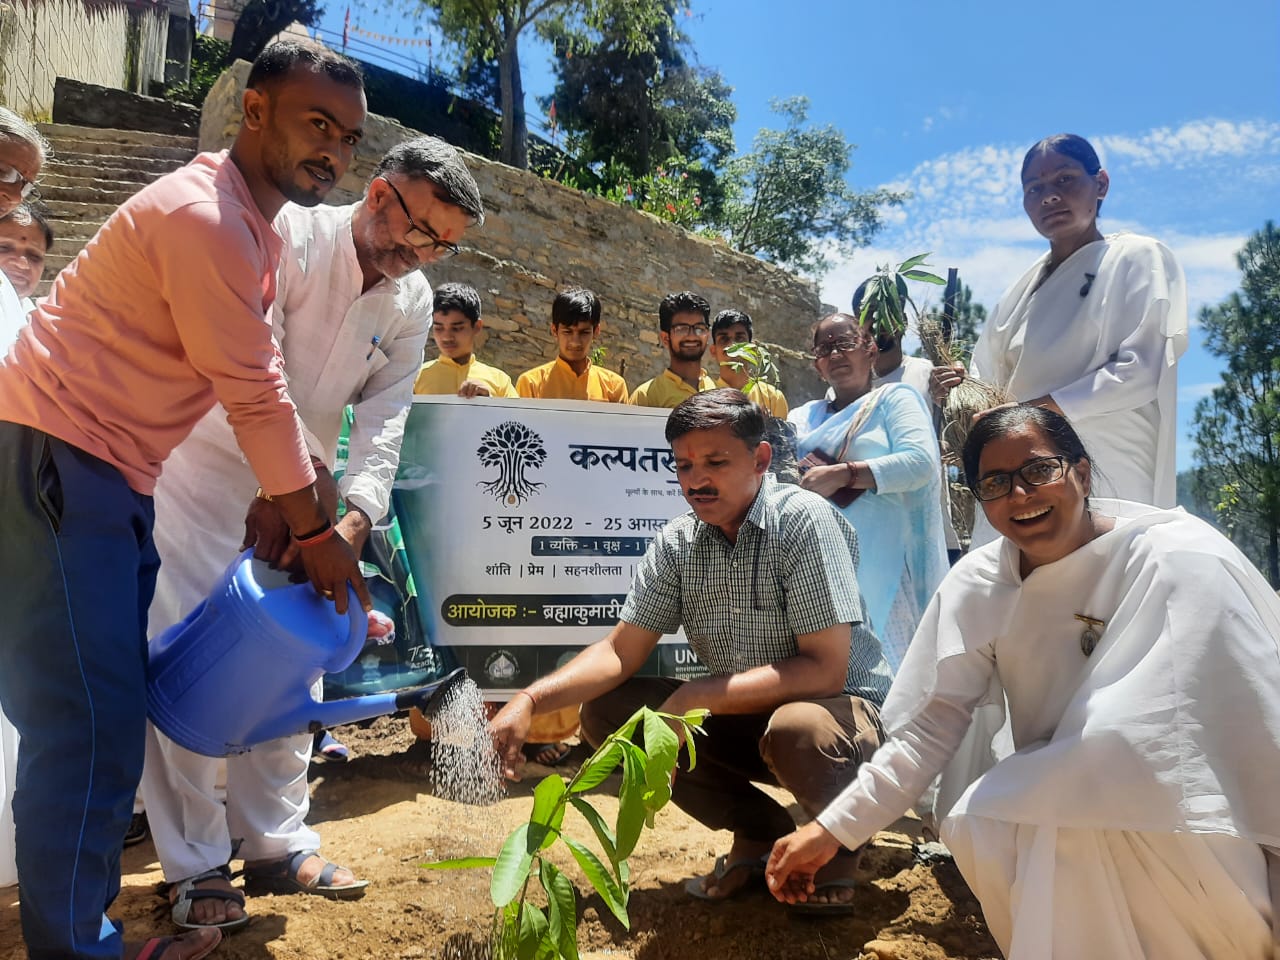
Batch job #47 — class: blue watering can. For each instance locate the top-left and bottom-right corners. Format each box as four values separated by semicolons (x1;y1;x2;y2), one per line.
147;549;466;757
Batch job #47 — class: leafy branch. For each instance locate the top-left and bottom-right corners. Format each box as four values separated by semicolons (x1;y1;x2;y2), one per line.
855;252;945;340
722;341;781;394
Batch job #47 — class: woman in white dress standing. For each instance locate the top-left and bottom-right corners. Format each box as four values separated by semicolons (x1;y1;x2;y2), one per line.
0;105;47;889
933;134;1188;537
766;404;1280;959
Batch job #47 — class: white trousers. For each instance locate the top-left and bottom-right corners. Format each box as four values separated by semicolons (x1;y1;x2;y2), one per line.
139;700;320;882
943;814;1274;959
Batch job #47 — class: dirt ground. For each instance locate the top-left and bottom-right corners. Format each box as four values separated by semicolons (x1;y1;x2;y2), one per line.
0;716;998;960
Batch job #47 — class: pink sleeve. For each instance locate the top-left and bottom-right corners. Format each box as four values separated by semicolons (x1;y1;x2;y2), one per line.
149;201;315;494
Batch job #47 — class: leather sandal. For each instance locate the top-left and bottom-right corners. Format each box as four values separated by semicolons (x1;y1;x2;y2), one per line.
243;849;369;900
169;865;249;932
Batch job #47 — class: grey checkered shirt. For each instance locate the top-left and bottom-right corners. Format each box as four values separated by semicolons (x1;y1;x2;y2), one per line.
620;475;892;706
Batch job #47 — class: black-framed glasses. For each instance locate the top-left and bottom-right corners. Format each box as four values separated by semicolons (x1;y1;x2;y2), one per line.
973;455;1068;502
813;337;868;360
0;162;37;200
380;177;460;257
670;322;710;337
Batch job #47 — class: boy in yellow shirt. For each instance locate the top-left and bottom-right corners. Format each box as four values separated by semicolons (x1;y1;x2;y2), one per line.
710;308;789;417
414;282;517;397
516;287;628;402
628;290;717;408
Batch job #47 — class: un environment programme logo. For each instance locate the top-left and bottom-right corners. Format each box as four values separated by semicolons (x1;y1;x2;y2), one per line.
476;421;547;506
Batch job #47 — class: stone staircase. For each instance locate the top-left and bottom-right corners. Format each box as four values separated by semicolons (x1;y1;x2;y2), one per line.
35;123;198;294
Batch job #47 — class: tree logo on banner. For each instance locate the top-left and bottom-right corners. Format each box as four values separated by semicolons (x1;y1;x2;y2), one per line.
476;421;547;505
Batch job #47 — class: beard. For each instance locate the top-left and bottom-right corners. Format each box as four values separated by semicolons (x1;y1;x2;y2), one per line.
672;343;706;362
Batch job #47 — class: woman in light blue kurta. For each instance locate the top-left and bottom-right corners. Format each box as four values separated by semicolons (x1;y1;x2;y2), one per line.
789;314;948;673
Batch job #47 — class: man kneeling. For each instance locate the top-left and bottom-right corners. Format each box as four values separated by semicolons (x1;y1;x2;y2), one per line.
490;388;891;911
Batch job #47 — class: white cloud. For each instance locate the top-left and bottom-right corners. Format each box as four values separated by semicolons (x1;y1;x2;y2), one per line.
1179;382;1220;402
1098;120;1280;169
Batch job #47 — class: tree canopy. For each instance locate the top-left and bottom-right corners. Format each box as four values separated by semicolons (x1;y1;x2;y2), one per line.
1191;221;1280;586
717;97;905;275
419;0;670;168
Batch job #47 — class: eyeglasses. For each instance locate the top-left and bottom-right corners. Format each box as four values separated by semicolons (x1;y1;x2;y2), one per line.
670;322;710;337
0;162;37;200
972;455;1068;502
380;178;460;257
813;337;868;360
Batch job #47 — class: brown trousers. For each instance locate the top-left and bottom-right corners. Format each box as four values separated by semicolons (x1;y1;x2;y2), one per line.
579;676;885;843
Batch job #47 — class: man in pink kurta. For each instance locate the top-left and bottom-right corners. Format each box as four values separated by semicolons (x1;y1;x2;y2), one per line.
0;41;369;960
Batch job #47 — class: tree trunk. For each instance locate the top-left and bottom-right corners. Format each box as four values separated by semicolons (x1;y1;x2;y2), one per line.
497;20;528;169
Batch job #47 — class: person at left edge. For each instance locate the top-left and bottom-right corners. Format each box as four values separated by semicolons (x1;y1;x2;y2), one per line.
0;39;370;960
140;135;484;931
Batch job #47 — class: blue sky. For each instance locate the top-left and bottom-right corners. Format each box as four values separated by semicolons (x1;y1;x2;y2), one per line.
305;0;1280;470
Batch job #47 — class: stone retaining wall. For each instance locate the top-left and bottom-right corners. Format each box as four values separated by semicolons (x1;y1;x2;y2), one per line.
201;61;827;404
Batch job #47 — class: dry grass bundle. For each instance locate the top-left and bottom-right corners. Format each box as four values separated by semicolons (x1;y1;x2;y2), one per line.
916;313;1014;455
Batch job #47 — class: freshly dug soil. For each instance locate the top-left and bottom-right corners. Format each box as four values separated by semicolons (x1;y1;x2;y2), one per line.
0;716;999;960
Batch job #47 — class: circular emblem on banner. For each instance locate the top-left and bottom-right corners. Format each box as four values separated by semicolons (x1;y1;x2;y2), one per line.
484;650;520;684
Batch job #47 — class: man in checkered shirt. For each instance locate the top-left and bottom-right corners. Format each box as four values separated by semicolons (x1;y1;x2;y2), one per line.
491;388;891;912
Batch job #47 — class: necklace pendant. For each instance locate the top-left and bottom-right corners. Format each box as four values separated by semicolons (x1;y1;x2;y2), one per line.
1074;614;1105;657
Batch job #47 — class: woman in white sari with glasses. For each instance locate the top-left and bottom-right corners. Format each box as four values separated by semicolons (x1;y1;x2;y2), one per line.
767;404;1280;959
933;133;1188;543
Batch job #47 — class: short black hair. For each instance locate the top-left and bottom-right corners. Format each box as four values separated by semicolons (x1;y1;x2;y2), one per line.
666;387;766;448
247;39;364;93
551;287;601;328
373;135;484;225
432;282;481;324
659;291;711;332
712;309;753;341
962;404;1095;489
1;202;53;249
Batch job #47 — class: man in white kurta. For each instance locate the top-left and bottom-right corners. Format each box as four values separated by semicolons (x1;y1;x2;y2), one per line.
808;501;1280;958
140;139;483;917
969;233;1187;509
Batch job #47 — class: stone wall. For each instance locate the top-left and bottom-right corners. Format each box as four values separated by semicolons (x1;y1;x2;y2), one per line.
200;62;827;404
0;0;173;118
54;77;199;135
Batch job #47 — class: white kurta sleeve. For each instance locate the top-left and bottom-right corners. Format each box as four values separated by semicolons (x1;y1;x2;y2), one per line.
863;385;940;495
816;641;996;851
340;290;432;522
1048;241;1185;421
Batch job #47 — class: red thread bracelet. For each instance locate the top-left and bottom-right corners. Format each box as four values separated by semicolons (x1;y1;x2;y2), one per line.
295;520;335;547
516;689;537;710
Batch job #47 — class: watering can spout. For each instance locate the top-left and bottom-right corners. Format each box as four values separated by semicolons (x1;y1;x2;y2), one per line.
298;667;470;736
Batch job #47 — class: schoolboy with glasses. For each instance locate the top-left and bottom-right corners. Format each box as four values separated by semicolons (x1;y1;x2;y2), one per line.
629;289;718;408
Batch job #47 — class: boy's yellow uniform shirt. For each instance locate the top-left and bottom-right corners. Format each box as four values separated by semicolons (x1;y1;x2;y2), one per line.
516;357;628;402
714;377;789;418
628;367;717;408
414;355;518;397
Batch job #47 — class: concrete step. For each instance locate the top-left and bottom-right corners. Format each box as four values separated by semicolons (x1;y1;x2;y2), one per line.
45;153;187;181
39;122;198;160
46;218;103;242
43;161;164;188
35;181;146;207
50;237;89;260
43;201;122;225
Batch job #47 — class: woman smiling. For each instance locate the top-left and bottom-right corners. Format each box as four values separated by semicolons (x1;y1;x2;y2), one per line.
766;404;1280;959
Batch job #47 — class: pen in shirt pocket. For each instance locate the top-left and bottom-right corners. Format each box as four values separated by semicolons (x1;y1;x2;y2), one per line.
366;334;382;360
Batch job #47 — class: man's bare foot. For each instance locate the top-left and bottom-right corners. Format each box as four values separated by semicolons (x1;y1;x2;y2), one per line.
688;838;772;900
124;927;222;960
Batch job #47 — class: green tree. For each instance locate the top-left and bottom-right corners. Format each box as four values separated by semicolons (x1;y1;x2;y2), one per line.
542;2;735;214
1191;221;1280;586
715;96;905;276
420;0;670;169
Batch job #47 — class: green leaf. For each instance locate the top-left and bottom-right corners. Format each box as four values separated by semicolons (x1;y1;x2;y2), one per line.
541;859;580;960
569;740;624;794
516;902;549;960
897;252;931;272
902;269;946;285
614;742;648;860
530;774;567;850
421;856;497;870
569;796;619;869
491;822;547;907
564;836;629;929
642;709;680;795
